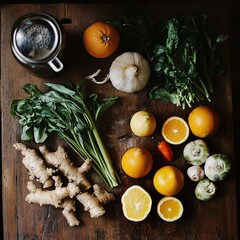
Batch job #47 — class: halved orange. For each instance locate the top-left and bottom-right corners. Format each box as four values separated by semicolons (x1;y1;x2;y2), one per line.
121;185;152;222
161;116;189;145
157;197;184;222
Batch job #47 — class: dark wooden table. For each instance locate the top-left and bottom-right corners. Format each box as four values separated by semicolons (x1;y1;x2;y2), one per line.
1;3;239;240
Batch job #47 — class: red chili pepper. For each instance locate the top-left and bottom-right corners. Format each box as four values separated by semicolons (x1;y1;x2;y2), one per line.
157;140;173;161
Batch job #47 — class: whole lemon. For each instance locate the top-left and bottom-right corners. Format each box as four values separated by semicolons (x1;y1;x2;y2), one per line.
121;147;153;178
130;111;156;137
188;106;220;138
153;166;184;196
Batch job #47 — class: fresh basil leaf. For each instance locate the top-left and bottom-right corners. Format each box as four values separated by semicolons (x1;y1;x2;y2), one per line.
34;127;48;143
97;96;118;121
21;125;33;141
148;86;181;106
23;83;42;96
166;19;179;51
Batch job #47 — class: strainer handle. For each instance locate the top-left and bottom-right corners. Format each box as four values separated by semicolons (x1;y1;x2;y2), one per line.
48;57;63;72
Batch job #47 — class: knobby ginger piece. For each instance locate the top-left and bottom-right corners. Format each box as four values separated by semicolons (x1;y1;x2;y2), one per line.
61;198;80;227
13;143;54;188
39;145;92;191
76;192;105;218
25;176;80;208
93;184;115;205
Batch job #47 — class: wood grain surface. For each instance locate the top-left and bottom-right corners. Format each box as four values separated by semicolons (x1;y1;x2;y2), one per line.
1;3;238;240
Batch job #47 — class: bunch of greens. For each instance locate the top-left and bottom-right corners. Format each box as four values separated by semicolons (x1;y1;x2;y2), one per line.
110;13;227;109
11;81;120;188
148;14;227;108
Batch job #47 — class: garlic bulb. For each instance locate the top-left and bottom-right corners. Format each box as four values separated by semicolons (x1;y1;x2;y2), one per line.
109;52;151;93
187;165;204;182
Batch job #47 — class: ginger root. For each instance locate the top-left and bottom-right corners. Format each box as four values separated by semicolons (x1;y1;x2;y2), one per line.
39;145;92;191
26;179;80;226
77;184;115;218
14;143;116;227
61;198;80;227
93;184;115;205
26;176;80;207
77;191;105;218
13;143;54;188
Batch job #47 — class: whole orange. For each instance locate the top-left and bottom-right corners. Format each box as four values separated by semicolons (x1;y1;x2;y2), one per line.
188;106;220;138
121;147;153;178
83;21;120;58
153;166;184;196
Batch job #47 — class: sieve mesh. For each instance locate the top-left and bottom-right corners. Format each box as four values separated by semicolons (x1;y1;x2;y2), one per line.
14;17;59;61
24;24;51;49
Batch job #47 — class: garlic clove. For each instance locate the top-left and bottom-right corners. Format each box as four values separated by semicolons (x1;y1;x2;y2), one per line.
187;165;204;182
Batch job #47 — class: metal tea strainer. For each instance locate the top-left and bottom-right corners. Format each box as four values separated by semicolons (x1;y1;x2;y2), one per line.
11;12;65;77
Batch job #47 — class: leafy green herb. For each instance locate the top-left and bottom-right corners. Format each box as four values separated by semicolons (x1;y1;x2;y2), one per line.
11;81;120;188
148;14;228;108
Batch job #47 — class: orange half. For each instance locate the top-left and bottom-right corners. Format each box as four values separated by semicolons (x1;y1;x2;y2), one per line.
161;116;189;145
157;197;184;222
